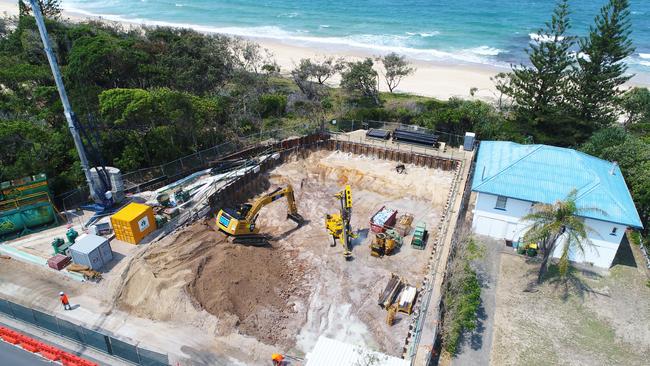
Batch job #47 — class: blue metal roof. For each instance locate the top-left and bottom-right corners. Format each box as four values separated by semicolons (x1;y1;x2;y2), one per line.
472;141;643;228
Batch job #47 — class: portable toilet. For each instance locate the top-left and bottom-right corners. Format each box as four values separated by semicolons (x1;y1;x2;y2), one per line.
110;203;156;244
69;234;113;271
463;132;476;151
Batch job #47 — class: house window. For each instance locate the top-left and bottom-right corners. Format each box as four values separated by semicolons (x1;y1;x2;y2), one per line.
495;196;508;210
610;227;618;236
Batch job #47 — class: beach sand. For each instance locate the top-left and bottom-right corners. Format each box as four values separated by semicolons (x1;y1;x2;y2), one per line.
2;1;647;100
0;0;501;100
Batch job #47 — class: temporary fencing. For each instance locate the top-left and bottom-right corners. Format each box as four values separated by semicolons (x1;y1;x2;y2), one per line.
0;298;168;366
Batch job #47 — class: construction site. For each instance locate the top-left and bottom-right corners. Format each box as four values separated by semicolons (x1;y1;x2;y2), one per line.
0;129;474;365
0;6;476;364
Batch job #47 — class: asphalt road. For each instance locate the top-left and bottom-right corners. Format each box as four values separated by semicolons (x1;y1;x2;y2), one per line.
0;339;51;365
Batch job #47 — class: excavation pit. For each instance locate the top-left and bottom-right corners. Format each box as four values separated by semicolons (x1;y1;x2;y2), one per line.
115;149;457;359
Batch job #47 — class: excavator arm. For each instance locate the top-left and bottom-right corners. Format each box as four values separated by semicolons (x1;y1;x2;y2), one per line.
244;185;302;224
216;184;304;243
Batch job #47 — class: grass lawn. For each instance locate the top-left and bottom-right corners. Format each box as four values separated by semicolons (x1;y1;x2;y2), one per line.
490;252;650;366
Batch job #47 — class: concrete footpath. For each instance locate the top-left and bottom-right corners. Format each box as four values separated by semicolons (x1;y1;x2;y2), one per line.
0;313;132;366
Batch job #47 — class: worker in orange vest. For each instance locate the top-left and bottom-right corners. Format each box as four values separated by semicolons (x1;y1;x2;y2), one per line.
59;291;71;310
271;353;284;365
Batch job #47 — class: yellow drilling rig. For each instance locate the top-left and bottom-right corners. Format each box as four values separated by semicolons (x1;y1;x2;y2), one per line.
216;185;304;246
326;185;356;260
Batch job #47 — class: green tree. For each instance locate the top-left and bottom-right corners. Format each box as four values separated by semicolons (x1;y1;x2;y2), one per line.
571;0;635;139
581;128;650;232
495;0;575;145
340;58;380;105
523;190;595;282
621;87;650;132
19;0;62;19
379;52;415;93
291;57;343;100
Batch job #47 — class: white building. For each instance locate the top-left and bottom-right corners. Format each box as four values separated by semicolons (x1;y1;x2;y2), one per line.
305;336;409;366
471;141;642;268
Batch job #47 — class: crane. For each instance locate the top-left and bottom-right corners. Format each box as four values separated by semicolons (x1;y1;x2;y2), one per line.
325;185;356;260
29;0;113;209
216;185;304;245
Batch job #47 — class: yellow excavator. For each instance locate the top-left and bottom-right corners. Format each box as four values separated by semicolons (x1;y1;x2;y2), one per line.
216;185;304;245
326;185;356;260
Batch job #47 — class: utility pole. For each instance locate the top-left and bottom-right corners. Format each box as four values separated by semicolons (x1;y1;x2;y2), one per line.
29;0;99;202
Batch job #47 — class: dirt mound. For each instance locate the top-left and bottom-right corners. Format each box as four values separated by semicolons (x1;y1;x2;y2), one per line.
187;244;307;345
115;220;309;347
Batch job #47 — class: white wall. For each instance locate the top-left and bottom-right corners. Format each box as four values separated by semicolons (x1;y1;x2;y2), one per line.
472;192;626;268
472;192;531;241
551;218;626;268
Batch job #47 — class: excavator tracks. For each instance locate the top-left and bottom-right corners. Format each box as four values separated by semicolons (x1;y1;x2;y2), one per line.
231;234;272;247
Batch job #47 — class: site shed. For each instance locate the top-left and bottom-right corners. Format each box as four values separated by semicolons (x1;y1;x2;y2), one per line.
69;234;113;271
111;203;156;244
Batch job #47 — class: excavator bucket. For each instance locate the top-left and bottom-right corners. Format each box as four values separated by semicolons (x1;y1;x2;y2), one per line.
288;212;305;225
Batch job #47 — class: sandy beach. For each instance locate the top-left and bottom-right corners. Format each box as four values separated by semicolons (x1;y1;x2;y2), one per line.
2;1;647;100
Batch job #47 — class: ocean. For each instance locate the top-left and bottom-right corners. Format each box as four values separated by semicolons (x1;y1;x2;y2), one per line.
62;0;650;76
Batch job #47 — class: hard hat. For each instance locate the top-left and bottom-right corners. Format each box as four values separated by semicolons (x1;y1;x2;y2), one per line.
59;292;64;295
271;353;284;361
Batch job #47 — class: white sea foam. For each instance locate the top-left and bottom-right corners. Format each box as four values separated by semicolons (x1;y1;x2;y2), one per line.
319;25;330;28
175;3;184;7
277;12;299;18
59;5;507;67
529;33;564;43
468;46;503;56
406;31;440;37
640;53;650;59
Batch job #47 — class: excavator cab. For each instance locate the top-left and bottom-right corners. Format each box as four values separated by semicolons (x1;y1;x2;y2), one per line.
216;185;304;245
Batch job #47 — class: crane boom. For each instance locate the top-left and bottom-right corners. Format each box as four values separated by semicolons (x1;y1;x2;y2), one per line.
29;0;101;203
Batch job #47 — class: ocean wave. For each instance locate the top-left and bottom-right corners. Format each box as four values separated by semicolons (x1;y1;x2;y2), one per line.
529;33;564;43
406;31;440;37
59;6;508;67
277;12;299;18
175;3;184;7
468;46;503;56
640;53;650;60
319;25;330;28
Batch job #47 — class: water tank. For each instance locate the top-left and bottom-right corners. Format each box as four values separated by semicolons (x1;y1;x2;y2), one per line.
90;167;125;204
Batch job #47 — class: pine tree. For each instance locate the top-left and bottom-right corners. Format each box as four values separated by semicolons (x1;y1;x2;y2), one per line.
495;0;575;145
18;0;62;19
571;0;634;141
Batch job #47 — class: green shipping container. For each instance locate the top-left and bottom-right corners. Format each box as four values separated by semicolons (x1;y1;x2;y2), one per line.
0;202;58;239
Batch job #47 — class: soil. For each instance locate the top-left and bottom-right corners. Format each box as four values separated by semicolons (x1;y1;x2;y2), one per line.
107;150;455;358
186;233;309;346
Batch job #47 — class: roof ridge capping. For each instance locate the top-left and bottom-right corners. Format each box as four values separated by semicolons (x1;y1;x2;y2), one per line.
471;141;643;228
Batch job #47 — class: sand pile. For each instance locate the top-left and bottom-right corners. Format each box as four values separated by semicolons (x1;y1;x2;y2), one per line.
115;221;309;347
187;242;309;346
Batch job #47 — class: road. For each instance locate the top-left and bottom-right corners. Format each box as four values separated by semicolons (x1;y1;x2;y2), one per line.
0;340;51;366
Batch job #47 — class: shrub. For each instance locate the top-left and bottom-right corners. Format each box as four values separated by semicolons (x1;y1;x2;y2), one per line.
259;93;287;118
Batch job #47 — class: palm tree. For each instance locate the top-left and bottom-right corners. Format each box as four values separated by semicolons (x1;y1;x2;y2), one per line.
523;190;596;283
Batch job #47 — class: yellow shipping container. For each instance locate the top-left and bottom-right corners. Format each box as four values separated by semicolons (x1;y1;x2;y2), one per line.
110;203;156;244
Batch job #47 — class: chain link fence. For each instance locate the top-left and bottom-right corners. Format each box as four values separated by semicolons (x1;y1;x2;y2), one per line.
121;123;320;192
0;297;168;365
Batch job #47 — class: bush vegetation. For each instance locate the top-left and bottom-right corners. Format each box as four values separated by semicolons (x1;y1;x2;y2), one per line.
441;237;484;355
